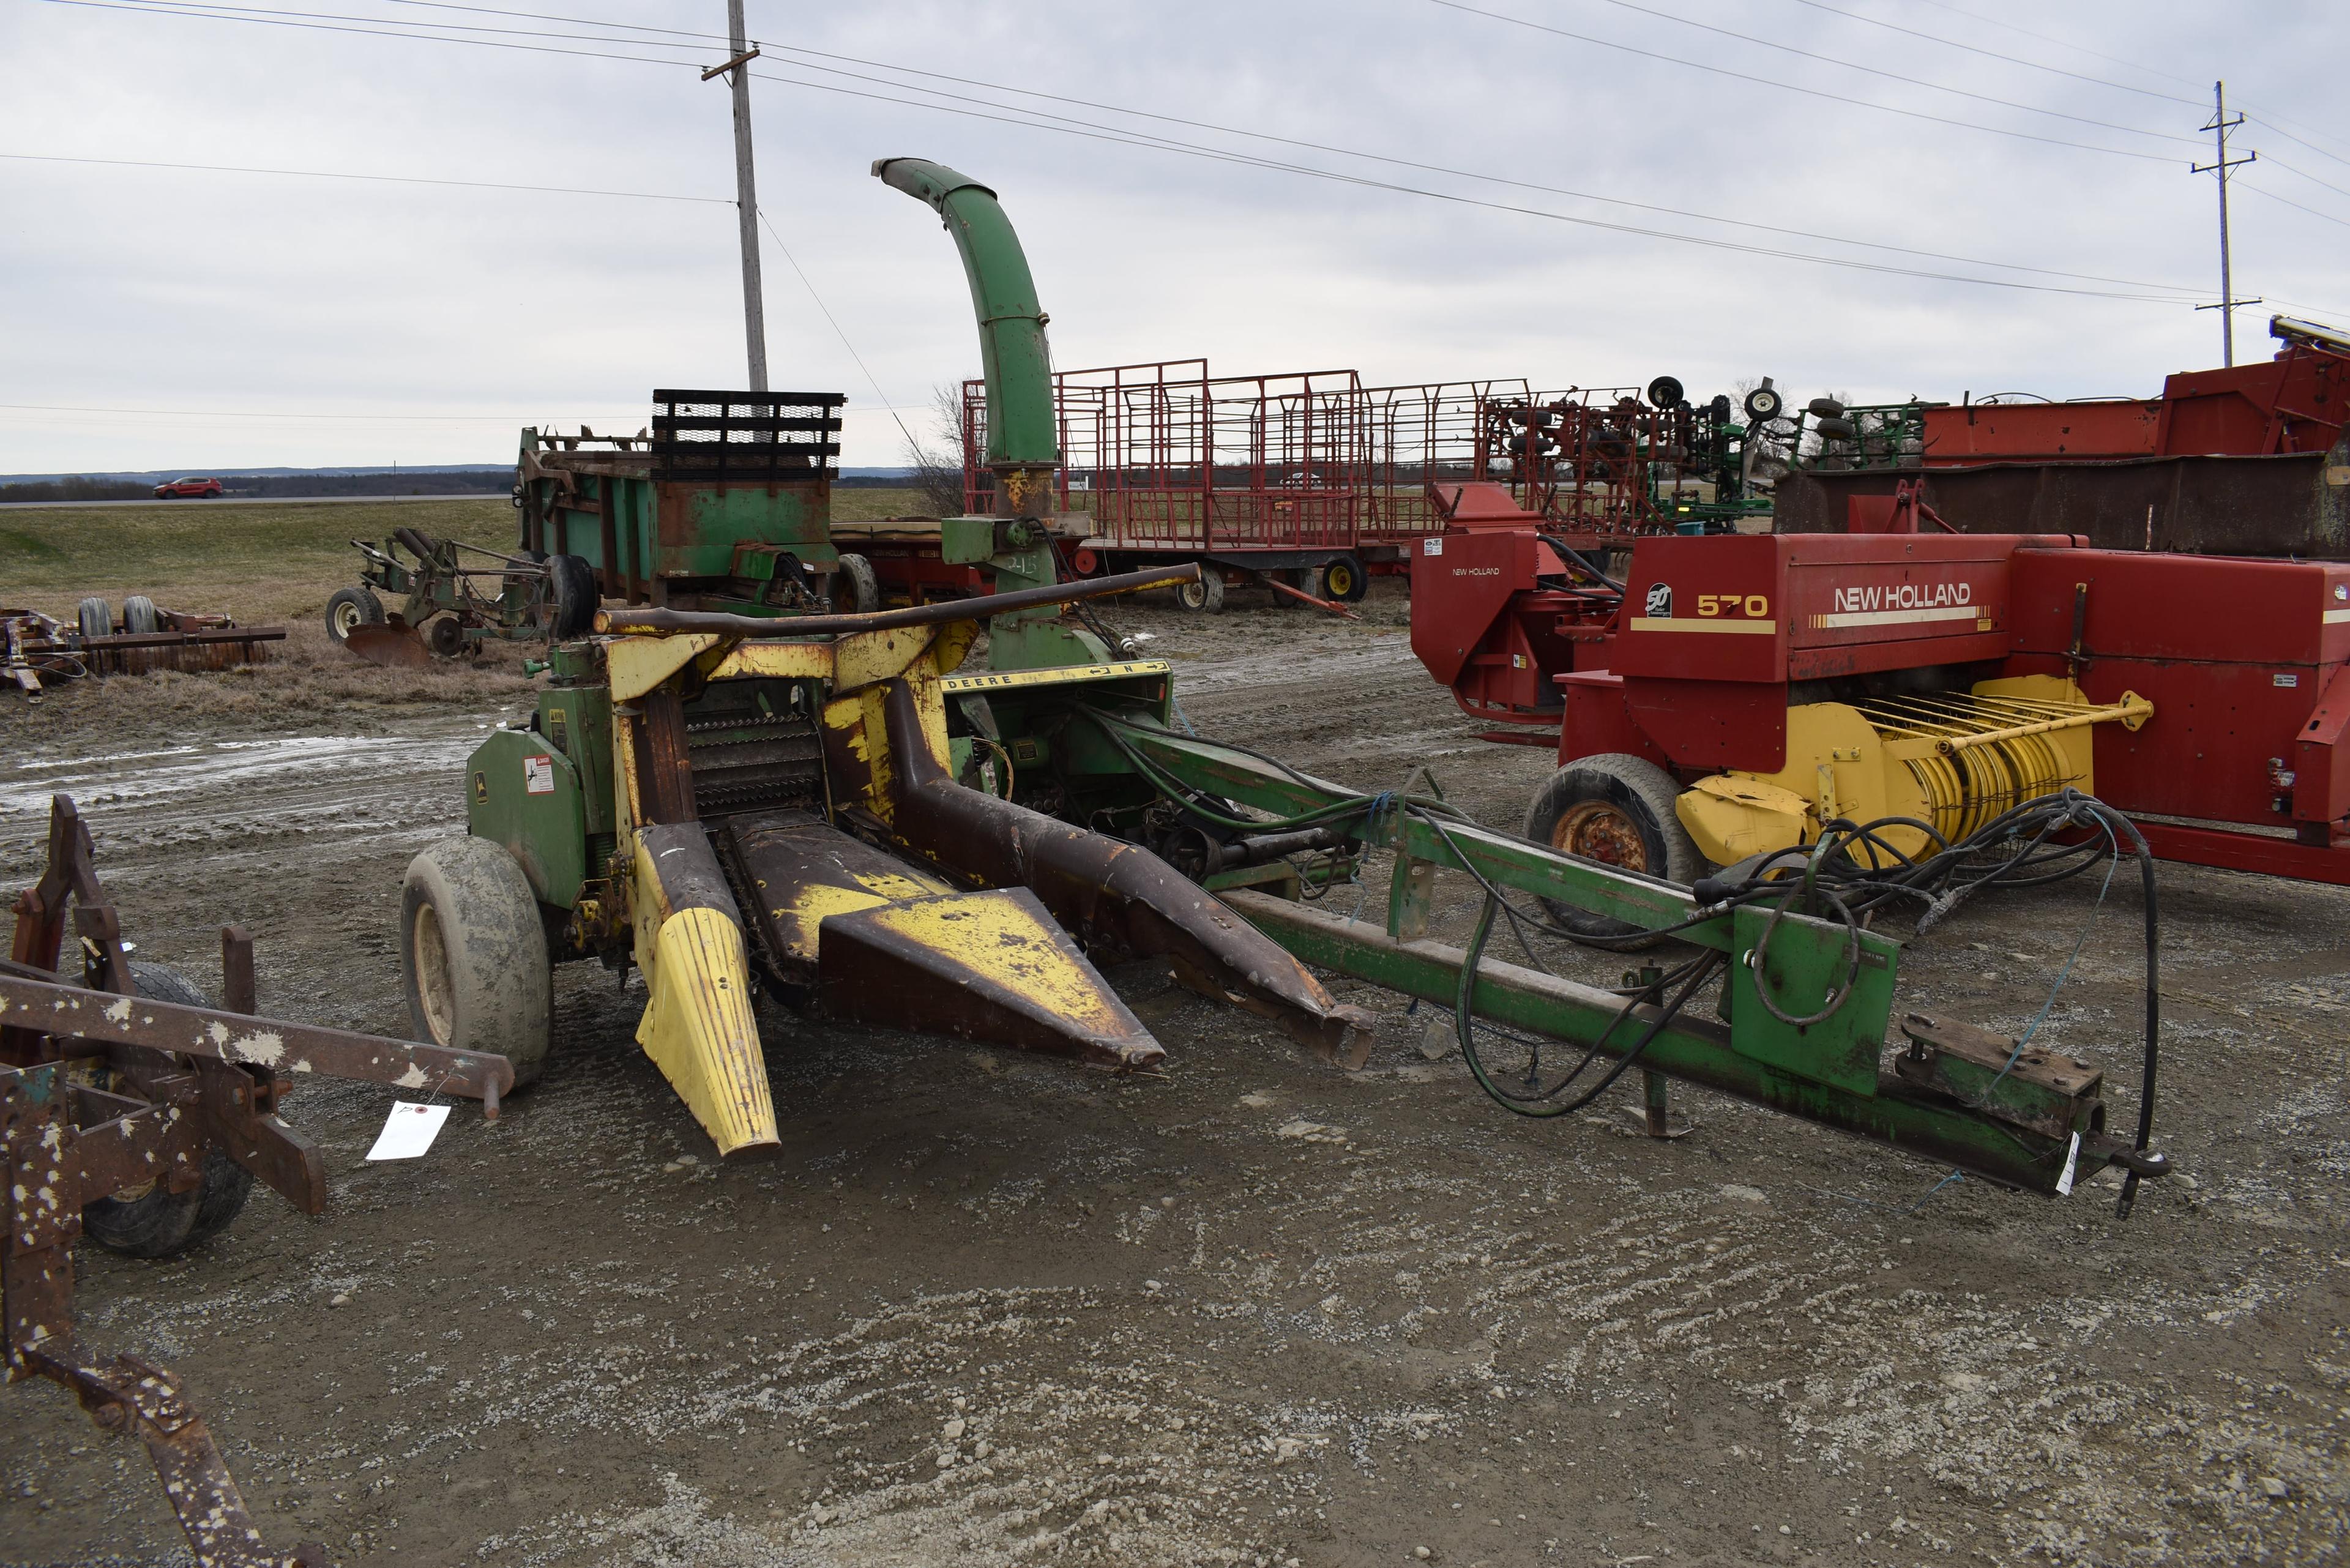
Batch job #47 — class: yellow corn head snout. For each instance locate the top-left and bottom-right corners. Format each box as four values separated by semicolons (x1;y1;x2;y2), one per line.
627;827;777;1156
1676;676;2153;866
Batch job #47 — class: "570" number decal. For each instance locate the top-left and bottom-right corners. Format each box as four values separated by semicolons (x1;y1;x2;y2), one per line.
1697;594;1770;618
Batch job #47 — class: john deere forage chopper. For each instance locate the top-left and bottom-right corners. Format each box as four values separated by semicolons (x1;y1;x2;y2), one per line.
395;159;1376;1156
398;156;2170;1214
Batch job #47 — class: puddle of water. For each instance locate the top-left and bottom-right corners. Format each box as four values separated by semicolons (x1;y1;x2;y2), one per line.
0;727;496;823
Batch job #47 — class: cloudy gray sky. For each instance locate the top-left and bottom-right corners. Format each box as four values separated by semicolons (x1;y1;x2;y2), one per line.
6;0;2348;472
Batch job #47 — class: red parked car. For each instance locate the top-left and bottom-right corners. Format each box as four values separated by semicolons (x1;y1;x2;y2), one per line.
153;477;224;498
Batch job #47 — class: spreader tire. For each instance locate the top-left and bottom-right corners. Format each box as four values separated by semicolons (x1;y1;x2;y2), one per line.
401;838;552;1087
546;554;598;640
1177;572;1226;613
325;586;385;645
1523;753;1704;949
835;552;881;615
82;964;256;1259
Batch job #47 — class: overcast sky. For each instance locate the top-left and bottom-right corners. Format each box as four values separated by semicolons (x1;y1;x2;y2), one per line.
6;0;2349;473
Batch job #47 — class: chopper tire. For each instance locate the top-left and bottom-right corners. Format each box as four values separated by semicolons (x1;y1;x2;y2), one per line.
401;838;552;1088
546;554;598;640
836;553;882;614
1522;754;1704;950
81;964;257;1258
325;586;386;646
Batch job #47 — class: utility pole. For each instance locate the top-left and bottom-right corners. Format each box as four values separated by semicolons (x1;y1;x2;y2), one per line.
704;2;767;390
2192;80;2259;367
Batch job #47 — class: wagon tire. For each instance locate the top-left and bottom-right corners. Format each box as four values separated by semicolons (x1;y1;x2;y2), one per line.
1523;753;1704;949
324;586;386;645
1177;572;1226;613
1319;554;1368;603
81;963;256;1258
835;552;881;615
546;554;598;640
401;838;552;1088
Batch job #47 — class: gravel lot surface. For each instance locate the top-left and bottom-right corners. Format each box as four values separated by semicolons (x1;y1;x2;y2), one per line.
1;580;2343;1567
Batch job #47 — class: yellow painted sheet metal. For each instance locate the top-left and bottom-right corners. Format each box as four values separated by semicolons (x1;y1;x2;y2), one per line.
939;658;1173;693
608;632;727;701
634;905;776;1157
706;641;834;684
855;891;1138;1040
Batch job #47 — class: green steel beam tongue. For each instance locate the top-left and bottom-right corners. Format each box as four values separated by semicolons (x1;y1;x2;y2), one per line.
874;681;1377;1068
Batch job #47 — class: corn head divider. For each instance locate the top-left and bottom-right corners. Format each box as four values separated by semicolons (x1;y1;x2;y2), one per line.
4;796;513;1568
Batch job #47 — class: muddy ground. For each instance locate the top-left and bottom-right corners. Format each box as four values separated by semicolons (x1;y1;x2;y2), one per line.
1;578;2344;1568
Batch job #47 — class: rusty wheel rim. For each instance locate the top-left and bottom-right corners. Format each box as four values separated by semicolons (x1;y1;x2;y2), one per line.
412;903;455;1044
1550;800;1651;872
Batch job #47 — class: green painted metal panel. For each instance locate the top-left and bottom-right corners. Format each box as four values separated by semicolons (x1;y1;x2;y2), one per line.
1724;902;1899;1097
539;684;613;837
466;727;586;908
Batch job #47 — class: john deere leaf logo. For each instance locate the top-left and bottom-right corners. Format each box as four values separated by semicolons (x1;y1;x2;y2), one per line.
1644;581;1673;618
471;771;488;804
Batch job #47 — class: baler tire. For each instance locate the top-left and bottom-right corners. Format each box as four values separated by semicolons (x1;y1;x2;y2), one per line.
1177;572;1226;613
76;597;113;642
325;586;386;645
1523;753;1704;949
836;553;881;615
546;554;598;640
1319;554;1368;603
401;838;553;1088
82;964;256;1259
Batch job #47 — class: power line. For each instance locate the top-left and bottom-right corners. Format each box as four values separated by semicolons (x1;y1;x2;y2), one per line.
35;0;2333;313
745;63;2196;304
45;0;2217;299
0;401;649;419
754;206;919;454
2237;182;2350;232
1583;0;2206;146
1427;0;2177;162
753;46;2215;294
1796;0;2350;173
112;0;2228;291
1776;0;2206;108
0;151;728;203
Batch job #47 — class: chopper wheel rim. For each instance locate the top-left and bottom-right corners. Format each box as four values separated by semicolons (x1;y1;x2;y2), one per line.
1548;799;1652;873
411;900;457;1045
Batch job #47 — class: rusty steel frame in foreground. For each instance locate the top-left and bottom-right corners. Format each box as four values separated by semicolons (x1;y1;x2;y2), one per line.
3;795;512;1567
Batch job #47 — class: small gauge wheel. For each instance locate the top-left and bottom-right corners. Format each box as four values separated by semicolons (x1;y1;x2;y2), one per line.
1646;376;1684;410
1744;386;1784;422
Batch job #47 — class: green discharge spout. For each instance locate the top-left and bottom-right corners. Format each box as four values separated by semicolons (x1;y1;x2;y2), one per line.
872;157;1058;507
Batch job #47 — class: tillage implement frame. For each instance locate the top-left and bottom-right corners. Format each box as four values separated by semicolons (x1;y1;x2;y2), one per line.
3;796;513;1568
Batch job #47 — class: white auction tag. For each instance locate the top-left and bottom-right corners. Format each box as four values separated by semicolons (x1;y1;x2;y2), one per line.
2054;1130;2082;1197
365;1101;450;1162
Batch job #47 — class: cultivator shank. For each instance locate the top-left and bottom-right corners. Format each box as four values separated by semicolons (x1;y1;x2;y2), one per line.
4;796;513;1567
